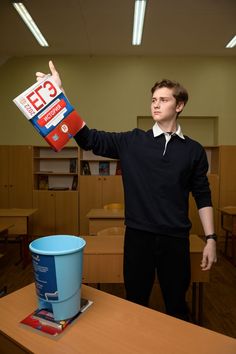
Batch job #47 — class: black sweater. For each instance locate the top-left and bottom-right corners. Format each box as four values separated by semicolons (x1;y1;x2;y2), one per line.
74;126;212;237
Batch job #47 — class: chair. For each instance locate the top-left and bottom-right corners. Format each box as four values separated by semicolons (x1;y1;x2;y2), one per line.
97;226;125;237
103;203;124;210
96;226;125;290
0;225;23;266
220;207;234;257
0;253;7;297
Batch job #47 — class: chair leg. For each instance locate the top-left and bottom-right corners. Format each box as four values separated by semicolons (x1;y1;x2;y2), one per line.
224;231;229;256
14;235;24;266
232;233;236;266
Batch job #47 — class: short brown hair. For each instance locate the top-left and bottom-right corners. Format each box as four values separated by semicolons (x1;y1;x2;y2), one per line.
151;79;189;106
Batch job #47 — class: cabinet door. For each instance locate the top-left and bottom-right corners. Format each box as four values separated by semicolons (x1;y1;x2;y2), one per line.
102;176;124;205
79;176;103;234
33;191;56;236
219;146;236;207
0;146;9;207
55;191;79;235
8;146;33;208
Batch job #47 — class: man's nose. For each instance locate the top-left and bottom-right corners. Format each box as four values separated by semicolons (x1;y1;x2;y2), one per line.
154;99;160;107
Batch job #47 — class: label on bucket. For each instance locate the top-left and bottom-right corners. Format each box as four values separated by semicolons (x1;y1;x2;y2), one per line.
32;253;59;301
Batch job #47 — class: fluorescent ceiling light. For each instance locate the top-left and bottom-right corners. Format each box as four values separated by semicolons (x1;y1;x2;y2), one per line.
13;2;49;47
132;0;147;46
226;35;236;48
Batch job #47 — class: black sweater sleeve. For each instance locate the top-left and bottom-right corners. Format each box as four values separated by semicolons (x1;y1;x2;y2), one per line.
74;125;131;160
190;146;212;209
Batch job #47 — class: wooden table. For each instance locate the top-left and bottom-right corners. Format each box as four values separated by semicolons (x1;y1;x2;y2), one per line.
82;234;209;324
0;209;38;268
0;283;235;354
86;208;124;235
0;222;14;253
0;223;14;296
0;223;14;238
219;206;236;265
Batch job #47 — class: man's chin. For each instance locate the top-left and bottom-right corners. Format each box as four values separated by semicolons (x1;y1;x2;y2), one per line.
153;117;162;122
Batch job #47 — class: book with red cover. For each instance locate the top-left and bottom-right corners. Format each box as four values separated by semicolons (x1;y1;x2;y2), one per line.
20;298;92;336
13;75;85;152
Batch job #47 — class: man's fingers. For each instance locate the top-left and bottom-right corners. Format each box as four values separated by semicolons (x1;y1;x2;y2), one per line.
36;71;46;76
201;255;207;268
201;260;210;271
201;256;217;271
201;254;210;270
36;61;63;90
35;71;47;82
49;60;57;75
35;61;57;79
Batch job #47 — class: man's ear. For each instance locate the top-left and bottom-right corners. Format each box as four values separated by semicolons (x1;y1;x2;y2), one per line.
176;101;184;113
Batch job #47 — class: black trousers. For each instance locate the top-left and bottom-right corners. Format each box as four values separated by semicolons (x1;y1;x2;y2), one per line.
123;227;191;321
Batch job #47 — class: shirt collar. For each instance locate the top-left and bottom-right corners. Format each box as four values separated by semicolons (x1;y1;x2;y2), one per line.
152;122;185;140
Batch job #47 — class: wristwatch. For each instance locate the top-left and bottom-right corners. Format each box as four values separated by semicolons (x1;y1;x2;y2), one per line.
205;233;217;241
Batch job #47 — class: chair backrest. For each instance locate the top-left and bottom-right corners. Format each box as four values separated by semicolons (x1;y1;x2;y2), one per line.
103;203;124;210
97;226;125;237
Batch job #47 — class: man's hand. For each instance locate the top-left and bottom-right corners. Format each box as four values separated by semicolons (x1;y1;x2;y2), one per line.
201;239;217;271
36;60;65;93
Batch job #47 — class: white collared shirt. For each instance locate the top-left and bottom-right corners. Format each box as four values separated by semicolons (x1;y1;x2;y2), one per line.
152;122;185;155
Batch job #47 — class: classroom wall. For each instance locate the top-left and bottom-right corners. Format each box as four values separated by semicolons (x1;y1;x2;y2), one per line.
1;55;236;145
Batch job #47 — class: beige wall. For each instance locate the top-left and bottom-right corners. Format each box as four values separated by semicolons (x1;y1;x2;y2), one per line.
1;55;236;145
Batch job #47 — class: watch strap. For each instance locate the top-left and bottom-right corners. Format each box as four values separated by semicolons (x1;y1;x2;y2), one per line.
205;233;217;241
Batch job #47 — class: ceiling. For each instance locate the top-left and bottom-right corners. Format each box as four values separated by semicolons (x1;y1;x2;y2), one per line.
0;0;236;58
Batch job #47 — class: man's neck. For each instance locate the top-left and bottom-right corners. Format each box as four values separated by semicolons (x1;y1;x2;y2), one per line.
156;121;177;133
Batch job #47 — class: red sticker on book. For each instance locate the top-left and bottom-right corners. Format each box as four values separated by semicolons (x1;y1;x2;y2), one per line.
38;99;67;127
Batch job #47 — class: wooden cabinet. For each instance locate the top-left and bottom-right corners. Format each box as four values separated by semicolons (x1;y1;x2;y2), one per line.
79;175;124;234
32;146;80;236
32;190;79;236
33;146;79;191
0;145;33;208
217;146;236;238
0;146;8;207
1;144;236;239
218;146;236;207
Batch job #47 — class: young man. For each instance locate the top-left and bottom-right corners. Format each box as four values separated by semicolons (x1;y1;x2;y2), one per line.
36;62;217;321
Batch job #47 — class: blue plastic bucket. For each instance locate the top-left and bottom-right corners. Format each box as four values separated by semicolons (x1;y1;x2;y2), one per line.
29;235;86;321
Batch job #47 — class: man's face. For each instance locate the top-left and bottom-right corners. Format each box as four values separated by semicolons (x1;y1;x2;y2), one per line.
151;87;184;123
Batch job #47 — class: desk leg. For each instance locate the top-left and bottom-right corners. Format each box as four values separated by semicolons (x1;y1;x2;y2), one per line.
22;216;33;269
15;219;29;269
232;217;236;266
22;230;30;269
198;283;204;325
14;235;24;266
192;283;197;323
191;282;204;325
